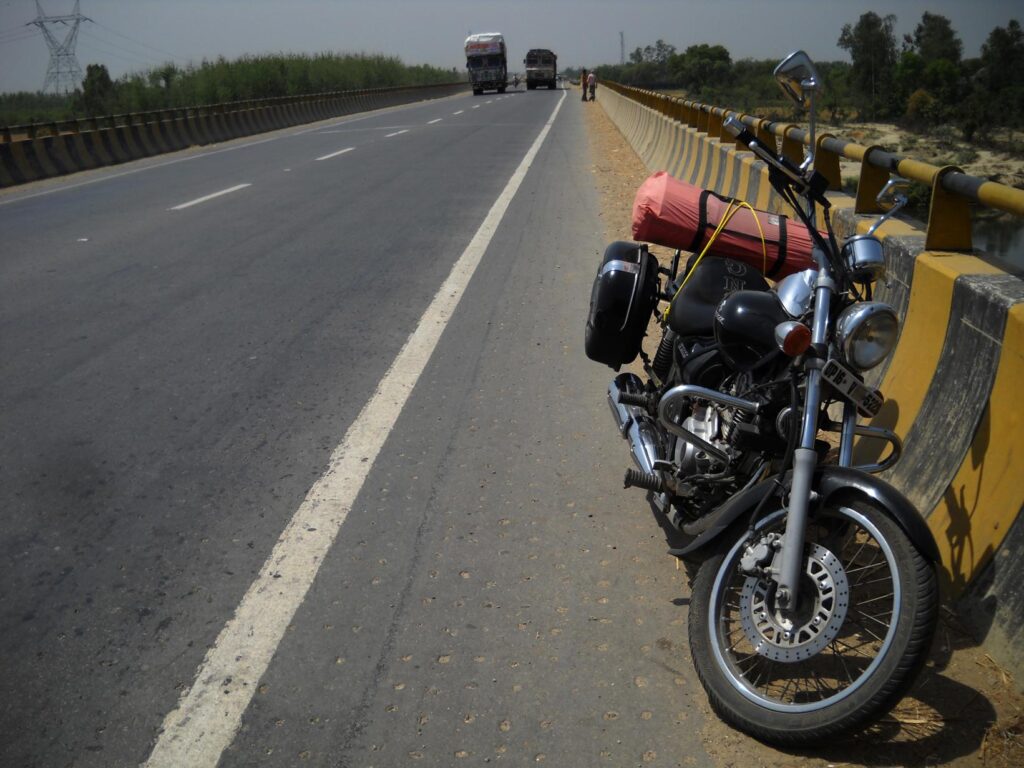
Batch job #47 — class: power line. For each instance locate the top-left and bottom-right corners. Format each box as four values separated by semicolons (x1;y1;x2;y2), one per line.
78;29;165;69
0;28;41;44
91;19;184;62
79;27;176;67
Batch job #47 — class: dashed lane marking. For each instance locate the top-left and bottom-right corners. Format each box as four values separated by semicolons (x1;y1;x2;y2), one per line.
142;87;567;768
168;184;251;211
315;147;355;161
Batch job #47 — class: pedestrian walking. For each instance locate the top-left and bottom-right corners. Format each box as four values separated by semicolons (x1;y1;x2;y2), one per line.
580;69;588;101
587;71;596;101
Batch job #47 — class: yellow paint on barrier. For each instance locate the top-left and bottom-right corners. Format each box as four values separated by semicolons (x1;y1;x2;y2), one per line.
693;137;711;189
677;127;698;182
0;151;16;186
703;140;722;190
721;148;737;197
48;136;77;173
675;129;696;180
928;303;1024;597
9;142;39;181
753;162;772;210
30;139;61;177
68;134;99;170
854;254;1005;466
735;154;753;204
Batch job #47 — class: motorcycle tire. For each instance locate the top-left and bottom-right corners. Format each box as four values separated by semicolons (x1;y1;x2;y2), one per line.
687;499;938;745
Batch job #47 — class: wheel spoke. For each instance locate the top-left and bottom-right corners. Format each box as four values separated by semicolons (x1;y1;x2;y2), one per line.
830;640;856;683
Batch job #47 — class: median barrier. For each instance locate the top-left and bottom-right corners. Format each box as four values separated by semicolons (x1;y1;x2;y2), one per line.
0;82;469;188
598;83;1024;682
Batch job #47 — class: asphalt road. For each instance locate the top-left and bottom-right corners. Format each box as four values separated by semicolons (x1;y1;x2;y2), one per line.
1;88;712;767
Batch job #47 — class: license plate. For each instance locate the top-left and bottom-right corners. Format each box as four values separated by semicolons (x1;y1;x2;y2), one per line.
822;359;884;418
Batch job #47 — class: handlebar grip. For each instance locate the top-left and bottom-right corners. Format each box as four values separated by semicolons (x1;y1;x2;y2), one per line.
725;115;811;195
723;115;762;153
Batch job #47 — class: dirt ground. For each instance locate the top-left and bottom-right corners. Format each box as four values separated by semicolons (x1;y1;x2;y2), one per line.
578;92;1024;767
834;122;1024;192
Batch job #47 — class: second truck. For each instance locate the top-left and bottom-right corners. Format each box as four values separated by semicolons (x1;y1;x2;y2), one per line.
524;49;557;90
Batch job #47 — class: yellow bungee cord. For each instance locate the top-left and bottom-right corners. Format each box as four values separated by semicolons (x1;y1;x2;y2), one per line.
661;198;770;323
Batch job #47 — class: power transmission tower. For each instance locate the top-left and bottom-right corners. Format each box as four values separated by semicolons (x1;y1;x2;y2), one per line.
29;1;91;94
620;32;625;66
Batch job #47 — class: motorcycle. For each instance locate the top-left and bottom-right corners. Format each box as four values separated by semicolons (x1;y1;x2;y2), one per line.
584;50;939;744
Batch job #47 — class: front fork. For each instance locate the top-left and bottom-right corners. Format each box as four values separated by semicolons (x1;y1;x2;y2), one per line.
773;267;835;611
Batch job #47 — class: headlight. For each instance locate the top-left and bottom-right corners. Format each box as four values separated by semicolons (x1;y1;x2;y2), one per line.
835;302;899;370
841;235;886;284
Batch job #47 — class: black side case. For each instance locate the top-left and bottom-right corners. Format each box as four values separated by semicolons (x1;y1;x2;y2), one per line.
585;241;660;370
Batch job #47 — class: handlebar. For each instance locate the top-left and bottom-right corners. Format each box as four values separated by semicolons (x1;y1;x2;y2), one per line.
723;116;828;206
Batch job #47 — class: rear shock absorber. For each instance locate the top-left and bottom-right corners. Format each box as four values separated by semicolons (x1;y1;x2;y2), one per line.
652;329;676;382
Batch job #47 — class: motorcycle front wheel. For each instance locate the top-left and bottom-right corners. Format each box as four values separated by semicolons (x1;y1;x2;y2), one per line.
688;500;938;745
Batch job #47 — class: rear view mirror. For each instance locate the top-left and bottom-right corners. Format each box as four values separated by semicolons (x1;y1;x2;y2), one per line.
774;50;822;107
876;178;911;209
866;178;912;235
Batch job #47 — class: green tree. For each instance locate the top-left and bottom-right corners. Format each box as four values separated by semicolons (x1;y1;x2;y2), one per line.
77;63;114;116
910;12;962;64
973;19;1024;138
643;40;677;66
670;44;733;100
820;61;853;123
838;11;899;120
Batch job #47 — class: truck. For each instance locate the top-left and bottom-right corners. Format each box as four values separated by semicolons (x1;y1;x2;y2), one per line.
465;33;507;95
524;49;557;90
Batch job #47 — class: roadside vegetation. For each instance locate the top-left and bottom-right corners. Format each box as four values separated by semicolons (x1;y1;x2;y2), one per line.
0;52;459;127
566;11;1023;158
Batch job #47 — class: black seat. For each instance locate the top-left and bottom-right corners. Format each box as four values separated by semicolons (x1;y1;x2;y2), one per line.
668;257;770;337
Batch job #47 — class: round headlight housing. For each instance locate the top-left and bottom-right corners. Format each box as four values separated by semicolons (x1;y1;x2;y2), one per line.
835;302;899;371
841;234;886;284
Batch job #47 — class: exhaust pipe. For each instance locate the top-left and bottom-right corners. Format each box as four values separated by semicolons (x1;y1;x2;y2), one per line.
608;373;662;476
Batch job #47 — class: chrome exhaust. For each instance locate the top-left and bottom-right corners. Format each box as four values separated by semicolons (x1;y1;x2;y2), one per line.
608;373;662;476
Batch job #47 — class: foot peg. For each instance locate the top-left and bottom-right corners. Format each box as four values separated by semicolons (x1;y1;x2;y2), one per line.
624;469;666;493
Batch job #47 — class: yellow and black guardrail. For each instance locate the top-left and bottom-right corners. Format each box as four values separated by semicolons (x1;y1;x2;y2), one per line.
598;81;1024;681
0;82;469;188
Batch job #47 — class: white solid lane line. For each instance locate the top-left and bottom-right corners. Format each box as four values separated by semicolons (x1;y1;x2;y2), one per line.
142;89;568;768
427;118;442;124
315;147;355;161
168;184;251;211
385;129;409;137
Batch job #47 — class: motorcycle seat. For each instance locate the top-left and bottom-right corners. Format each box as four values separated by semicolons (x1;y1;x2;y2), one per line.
668;257;770;337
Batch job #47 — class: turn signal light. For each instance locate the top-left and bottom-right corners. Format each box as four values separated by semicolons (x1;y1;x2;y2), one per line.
775;321;812;357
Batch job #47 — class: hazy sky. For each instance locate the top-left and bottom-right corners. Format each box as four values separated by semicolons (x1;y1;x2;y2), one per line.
0;0;1018;93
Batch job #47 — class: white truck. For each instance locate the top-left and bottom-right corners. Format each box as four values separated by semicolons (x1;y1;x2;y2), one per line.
465;33;507;95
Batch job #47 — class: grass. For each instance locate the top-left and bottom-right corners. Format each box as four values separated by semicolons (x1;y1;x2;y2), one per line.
1;52;459;128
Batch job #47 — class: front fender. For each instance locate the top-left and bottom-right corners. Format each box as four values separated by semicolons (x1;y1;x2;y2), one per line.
670;466;940;562
816;466;940;562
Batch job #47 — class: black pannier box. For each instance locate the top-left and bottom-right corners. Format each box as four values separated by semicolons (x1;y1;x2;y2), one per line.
585;241;659;370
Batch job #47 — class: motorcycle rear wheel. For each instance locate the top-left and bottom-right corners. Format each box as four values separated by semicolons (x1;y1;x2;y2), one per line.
688;501;938;745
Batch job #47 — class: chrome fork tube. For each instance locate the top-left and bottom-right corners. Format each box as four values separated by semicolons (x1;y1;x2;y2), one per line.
775;267;834;611
838;401;858;466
